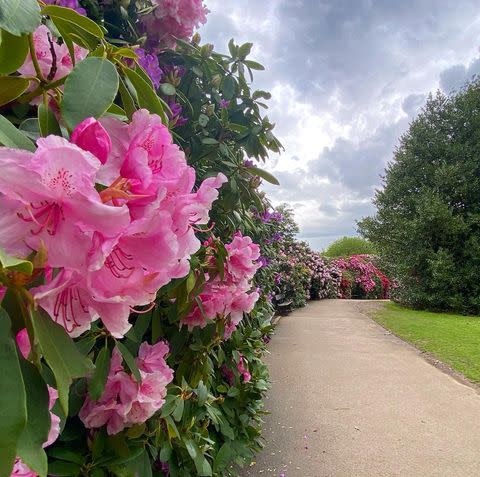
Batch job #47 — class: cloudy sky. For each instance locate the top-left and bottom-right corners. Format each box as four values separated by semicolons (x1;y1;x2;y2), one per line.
200;0;480;250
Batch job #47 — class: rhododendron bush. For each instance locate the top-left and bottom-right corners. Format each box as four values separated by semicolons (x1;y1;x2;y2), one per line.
0;1;280;475
332;255;391;299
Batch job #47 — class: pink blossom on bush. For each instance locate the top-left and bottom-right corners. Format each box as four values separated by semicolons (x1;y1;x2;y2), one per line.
80;342;173;435
140;0;209;50
181;232;260;336
18;25;87;91
0;110;226;339
71;118;112;165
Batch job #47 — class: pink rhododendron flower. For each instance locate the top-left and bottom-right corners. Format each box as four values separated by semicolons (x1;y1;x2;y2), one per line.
181;232;260;336
0;137;130;269
18;25;87;101
71;118;112;164
80;343;173;435
140;0;209;50
16;329;31;359
0;110;225;339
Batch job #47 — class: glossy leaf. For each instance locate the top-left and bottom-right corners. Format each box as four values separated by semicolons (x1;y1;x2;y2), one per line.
88;345;111;401
0;29;29;74
0;76;30;106
38;103;62;137
0;0;41;36
0;308;27;477
245;166;280;185
31;308;93;413
62;57;119;130
17;358;50;477
41;6;104;39
124;67;167;123
116;341;141;382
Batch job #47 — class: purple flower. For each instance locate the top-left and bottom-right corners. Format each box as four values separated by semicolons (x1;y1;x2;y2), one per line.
167;100;188;127
162;65;186;84
43;0;86;14
258;256;271;268
219;99;230;109
136;48;162;89
274;273;282;285
244;159;254;168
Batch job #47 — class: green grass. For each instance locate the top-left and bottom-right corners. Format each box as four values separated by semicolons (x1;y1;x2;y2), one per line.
371;302;480;383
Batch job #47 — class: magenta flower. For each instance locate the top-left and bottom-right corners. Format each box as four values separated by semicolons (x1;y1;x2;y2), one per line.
71;117;112;164
219;99;230;109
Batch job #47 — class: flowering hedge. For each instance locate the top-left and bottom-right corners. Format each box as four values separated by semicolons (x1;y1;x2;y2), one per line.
332;255;391;299
0;1;283;476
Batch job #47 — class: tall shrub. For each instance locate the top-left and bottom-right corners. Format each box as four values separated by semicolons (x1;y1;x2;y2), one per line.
359;82;480;313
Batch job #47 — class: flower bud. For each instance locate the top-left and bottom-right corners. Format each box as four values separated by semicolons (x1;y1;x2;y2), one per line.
70;117;112;164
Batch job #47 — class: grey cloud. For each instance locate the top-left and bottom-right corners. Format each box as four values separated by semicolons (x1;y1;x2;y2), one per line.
308;119;408;196
439;57;480;93
402;93;426;116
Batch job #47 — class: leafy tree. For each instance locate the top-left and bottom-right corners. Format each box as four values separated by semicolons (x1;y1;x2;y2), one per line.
323;236;376;257
359;81;480;313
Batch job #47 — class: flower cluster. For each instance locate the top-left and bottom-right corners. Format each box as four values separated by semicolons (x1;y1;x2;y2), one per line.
333;254;390;299
19;25;87;93
0;109;226;338
80;341;174;435
140;0;209;50
181;233;261;338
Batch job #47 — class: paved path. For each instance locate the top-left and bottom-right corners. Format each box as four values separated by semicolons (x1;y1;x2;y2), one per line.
242;299;480;477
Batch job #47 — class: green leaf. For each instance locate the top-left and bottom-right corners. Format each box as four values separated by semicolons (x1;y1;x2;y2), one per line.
0;0;41;36
227;38;236;58
197;380;208;407
124;68;167;123
0;247;33;274
184;439;212;476
0;76;30;106
0;308;27;477
62;57;119;130
0;29;29;74
198;113;209;127
47;461;81;476
41;6;104;39
116;341;141;382
238;42;253;59
213;442;233;472
0;114;35;151
159;394;177;418
17;358;50;477
160;83;176;96
245;166;280;185
31;308;93;414
47;449;84;465
244;60;265;71
172;397;184;422
202;137;218;145
38;103;62;137
88;345;111;401
118;77;136;119
222;76;236;100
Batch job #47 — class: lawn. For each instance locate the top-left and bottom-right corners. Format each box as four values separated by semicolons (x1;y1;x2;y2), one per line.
371;302;480;383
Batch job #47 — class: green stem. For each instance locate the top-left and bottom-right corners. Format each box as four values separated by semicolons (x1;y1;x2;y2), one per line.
28;33;46;83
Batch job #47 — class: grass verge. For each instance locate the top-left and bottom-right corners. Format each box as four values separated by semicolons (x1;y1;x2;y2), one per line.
371;302;480;383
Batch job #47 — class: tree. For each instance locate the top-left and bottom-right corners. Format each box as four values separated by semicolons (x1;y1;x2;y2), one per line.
323;236;376;257
359;81;480;313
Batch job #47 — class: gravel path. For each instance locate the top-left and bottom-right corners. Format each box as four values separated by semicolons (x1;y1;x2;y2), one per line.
241;299;480;477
